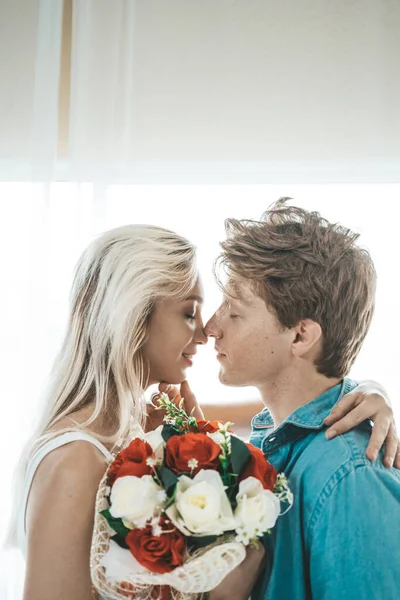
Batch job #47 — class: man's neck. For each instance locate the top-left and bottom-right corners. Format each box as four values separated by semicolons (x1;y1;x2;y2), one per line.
258;366;342;426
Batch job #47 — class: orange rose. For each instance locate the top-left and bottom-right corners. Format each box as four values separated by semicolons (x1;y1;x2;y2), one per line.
166;432;221;475
189;419;220;434
108;438;154;485
126;519;186;574
239;444;278;491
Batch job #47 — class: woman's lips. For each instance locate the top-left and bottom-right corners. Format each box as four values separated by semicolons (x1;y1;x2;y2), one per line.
182;353;194;366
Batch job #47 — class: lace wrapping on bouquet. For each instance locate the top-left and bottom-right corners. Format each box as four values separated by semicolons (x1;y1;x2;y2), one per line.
90;471;246;600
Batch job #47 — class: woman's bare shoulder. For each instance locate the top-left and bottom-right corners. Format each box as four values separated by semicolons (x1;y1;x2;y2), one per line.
24;441;108;599
27;439;108;529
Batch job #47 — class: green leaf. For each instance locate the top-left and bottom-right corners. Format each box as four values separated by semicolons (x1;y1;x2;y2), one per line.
187;534;220;550
226;483;239;509
158;466;178;496
100;508;130;539
111;533;130;550
161;424;182;442
230;435;252;476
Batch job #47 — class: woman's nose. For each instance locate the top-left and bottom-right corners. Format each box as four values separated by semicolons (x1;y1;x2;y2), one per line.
204;313;222;339
195;324;208;345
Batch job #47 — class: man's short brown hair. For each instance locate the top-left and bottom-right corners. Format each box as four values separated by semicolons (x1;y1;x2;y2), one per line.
216;199;376;379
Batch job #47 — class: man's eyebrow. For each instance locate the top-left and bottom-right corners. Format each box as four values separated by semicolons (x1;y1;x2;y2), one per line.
225;283;253;306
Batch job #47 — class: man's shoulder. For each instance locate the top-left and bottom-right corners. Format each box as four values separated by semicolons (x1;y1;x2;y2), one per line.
289;424;400;545
294;422;400;505
304;420;372;464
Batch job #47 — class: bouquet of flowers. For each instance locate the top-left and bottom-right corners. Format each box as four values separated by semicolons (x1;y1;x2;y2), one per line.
90;395;292;600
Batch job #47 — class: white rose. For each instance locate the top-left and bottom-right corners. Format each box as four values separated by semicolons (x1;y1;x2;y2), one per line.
144;426;165;464
234;477;280;538
166;470;236;537
109;475;164;527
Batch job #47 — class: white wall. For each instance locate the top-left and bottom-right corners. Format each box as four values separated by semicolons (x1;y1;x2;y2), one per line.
3;1;398;182
65;0;400;181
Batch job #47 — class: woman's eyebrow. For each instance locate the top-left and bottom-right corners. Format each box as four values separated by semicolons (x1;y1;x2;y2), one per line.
184;295;204;303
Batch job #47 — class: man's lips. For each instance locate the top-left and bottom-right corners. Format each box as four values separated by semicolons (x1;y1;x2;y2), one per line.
215;348;227;361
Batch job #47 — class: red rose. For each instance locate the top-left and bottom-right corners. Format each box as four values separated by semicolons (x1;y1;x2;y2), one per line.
239;444;278;491
166;432;221;475
108;438;154;485
126;518;186;574
189;419;220;434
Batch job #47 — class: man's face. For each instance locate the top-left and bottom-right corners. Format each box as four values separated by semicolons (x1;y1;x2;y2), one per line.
204;279;294;388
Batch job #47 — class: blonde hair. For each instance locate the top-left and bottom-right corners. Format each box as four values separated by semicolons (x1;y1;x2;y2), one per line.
7;224;197;546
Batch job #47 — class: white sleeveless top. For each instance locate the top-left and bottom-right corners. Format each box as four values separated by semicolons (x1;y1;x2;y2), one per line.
18;431;114;557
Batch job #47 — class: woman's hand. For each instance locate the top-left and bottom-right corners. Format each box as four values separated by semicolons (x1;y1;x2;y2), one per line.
208;543;266;600
145;380;204;432
324;380;399;468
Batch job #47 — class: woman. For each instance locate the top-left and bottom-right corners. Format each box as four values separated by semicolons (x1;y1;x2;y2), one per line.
8;224;398;600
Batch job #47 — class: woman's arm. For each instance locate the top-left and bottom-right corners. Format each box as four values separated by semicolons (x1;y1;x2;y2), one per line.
324;380;399;468
24;441;108;600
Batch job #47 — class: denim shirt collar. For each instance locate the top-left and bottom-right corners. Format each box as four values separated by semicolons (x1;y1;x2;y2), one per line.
251;378;357;448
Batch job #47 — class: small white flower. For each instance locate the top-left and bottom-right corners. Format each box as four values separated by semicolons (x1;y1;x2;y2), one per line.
188;458;199;471
235;527;251;546
156;490;167;504
150;516;163;536
152;522;163;537
146;456;157;467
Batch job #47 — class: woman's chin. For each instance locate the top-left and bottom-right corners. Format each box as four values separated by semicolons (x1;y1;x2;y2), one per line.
167;376;186;386
162;369;187;386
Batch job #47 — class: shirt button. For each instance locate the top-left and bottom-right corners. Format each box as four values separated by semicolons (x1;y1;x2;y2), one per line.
268;436;276;442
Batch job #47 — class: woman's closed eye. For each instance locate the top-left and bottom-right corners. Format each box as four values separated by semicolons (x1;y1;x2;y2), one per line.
185;313;196;320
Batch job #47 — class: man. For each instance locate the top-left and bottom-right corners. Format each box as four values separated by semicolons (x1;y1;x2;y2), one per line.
204;199;400;599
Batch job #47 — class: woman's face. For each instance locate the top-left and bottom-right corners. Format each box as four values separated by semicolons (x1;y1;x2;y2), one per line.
142;278;207;386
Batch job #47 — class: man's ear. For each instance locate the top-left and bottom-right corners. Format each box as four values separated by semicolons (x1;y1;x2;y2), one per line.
291;319;322;357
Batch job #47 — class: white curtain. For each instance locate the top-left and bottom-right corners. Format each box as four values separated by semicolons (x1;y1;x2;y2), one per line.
3;0;398;183
69;0;400;182
68;0;136;180
0;0;63;181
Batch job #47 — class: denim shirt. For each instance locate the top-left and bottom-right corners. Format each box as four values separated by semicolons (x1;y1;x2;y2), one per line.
249;378;400;600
